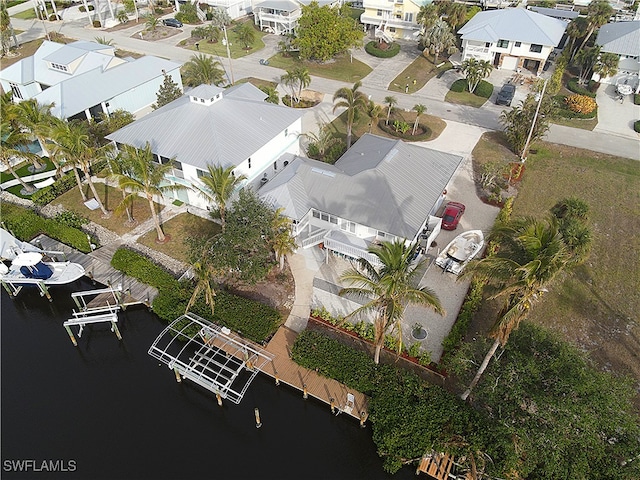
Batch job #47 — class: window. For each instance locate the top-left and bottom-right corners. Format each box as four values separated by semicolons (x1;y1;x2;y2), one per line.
312;210;320;219
284;128;288;136
273;161;277;171
485;42;490;48
247;158;251;168
389;27;396;33
329;215;338;224
9;83;22;100
50;63;68;72
376;9;382;16
404;12;413;22
172;160;182;171
321;213;329;222
196;169;207;178
284;161;289;167
497;39;509;49
515;41;521;47
530;44;542;53
377;231;386;237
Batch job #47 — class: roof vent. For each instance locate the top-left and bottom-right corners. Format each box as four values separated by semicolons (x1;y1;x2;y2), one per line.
311;167;336;178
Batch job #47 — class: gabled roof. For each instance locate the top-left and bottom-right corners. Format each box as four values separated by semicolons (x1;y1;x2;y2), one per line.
255;0;301;10
259;134;463;239
33;55;181;119
458;8;567;46
529;6;579;20
106;83;304;171
596;21;640;57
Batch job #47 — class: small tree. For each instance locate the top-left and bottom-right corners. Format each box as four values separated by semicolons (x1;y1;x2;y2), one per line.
412;104;426;135
193;164;247;230
593;52;618;80
303;121;340;161
145;15;158;32
333;81;368;149
153;71;182;109
420;18;457;63
574;46;601;85
461;58;492;94
368;101;383;132
259;85;279;104
234;22;255;50
181;53;225;87
500;95;553;158
269;207;296;271
384;96;397;125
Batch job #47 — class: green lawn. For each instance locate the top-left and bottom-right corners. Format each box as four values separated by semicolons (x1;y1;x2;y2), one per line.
0;158;55;184
267;53;372;83
52;182;163;236
389;54;452;94
183;21;266;59
137;212;221;263
550;115;598;131
12;8;36;19
445;86;491;108
236;77;278;90
472;133;640;402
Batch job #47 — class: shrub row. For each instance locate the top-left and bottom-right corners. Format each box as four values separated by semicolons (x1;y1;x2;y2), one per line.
441;279;484;354
634;93;640;105
110;248;281;343
566;77;598;98
377;120;432;141
364;41;400;58
0;203;92;252
31;171;78;206
553;95;598;119
634;120;640;133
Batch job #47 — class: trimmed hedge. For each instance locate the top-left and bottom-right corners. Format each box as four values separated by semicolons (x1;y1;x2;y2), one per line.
0;203;92;252
450;79;493;98
634;120;640;133
365;41;400;58
634;93;640;106
110;247;281;343
567;77;598;98
31;171;78;206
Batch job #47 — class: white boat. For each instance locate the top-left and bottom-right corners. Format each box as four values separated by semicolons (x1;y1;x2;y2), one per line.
0;229;85;299
435;230;484;275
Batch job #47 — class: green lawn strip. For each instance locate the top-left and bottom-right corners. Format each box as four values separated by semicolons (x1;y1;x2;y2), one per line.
1;157;55;184
550;115;598;131
12;8;36;19
266;53;372;83
137;212;221;264
235;77;278;90
388;54;451;94
52;182;162;236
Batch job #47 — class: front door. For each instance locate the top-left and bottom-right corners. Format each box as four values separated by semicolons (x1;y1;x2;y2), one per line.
493;52;501;67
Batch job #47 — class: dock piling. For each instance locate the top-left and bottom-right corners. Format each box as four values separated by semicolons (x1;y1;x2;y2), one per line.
173;367;182;383
64;325;78;346
359;411;368;428
254;408;262;428
303;383;308;400
216;393;223;406
330;397;336;414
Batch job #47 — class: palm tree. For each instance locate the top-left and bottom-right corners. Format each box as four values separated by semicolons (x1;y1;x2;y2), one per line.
13;99;56;171
270;207;296;271
459;217;574;401
110;143;183;242
193;164;246;230
367;101;383;133
417;3;439;31
0;120;38;194
108;151;136;224
412;104;426;135
333;81;368;149
94;36;114;45
1;0;18;56
566;17;589;60
186;247;217;317
461;58;492;94
181;53;226;87
234;21;255;50
384;95;397;125
49;120;110;216
442;3;467;32
420;18;457;64
340;240;444;364
578;0;614;52
259;85;279;104
303;121;339;160
281;66;310;104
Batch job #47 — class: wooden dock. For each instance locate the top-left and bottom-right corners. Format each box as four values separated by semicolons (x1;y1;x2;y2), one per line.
263;327;369;420
33;236;157;306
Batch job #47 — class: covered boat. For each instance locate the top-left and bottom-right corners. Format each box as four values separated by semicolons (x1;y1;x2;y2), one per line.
435;230;484;275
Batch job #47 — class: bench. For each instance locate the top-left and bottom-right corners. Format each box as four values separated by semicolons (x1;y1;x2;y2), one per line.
33;177;55;189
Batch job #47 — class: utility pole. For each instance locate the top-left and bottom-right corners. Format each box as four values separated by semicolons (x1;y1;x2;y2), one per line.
520;77;548;163
222;25;234;85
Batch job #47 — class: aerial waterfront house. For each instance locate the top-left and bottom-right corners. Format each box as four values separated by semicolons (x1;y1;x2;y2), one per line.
0;40;182;122
458;8;567;74
252;0;341;35
258;133;463;265
106;83;304;208
594;20;640;93
359;0;429;42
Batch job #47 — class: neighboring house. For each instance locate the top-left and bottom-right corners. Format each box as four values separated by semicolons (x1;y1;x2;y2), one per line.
181;0;253;20
252;0;338;35
594;21;640;93
106;83;304;208
458;8;567;74
258;133;463;266
360;0;431;42
528;6;579;22
0;40;182;121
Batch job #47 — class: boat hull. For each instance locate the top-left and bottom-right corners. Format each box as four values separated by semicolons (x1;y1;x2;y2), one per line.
435;230;484;275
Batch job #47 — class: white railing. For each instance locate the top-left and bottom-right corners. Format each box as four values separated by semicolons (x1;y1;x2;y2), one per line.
465;45;490;55
324;238;382;266
257;11;301;22
300;228;328;248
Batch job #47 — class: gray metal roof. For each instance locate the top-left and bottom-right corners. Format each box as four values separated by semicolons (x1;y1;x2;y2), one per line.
529;6;579;20
254;0;300;11
459;8;567;46
107;83;304;171
33;55;181;119
42;41;113;65
259;134;463;239
596;21;640;57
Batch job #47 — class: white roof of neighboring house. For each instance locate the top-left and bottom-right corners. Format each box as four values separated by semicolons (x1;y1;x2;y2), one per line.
596;21;640;57
529;6;579;20
458;8;567;46
259;134;463;239
35;55;181;119
254;0;300;11
106;83;304;171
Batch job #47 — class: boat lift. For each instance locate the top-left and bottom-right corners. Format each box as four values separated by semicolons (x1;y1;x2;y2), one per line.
63;286;124;346
149;313;274;405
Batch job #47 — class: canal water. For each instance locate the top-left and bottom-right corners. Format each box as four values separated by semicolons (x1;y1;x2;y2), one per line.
1;281;414;480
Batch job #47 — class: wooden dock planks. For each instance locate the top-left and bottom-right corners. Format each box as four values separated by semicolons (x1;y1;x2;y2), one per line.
264;327;369;419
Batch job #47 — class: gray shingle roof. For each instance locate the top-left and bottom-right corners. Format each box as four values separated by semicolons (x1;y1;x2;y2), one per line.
458;8;567;46
259;134;463;239
106;83;304;171
596;21;640;57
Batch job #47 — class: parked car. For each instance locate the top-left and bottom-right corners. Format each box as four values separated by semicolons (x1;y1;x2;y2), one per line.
496;83;516;106
441;201;466;230
162;18;183;28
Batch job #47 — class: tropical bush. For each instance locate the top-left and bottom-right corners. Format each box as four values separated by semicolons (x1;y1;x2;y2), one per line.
441;279;484;354
565;94;597;114
567;77;598;98
364;41;400;58
111;248;177;290
53;210;89;230
449;78;493;98
635;120;640;133
377;120;432;141
31;171;78;206
634;93;640;105
553;95;597;119
0;203;92;252
175;2;198;23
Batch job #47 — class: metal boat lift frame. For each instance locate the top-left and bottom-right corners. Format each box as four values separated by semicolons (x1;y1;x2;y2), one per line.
148;313;274;405
63;286;124;346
